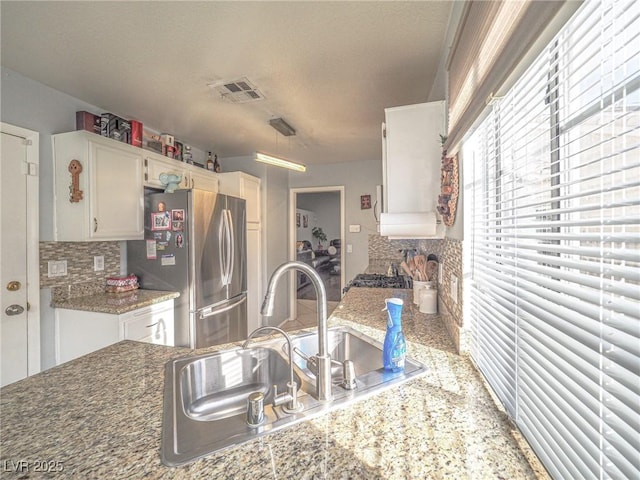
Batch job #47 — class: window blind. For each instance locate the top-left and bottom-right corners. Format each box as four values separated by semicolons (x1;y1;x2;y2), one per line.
463;1;640;478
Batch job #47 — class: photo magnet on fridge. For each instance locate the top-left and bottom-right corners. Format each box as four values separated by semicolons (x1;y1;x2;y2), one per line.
151;211;171;230
172;221;184;231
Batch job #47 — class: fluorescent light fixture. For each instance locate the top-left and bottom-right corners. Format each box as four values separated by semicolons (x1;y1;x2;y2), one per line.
255;152;306;172
269;117;296;136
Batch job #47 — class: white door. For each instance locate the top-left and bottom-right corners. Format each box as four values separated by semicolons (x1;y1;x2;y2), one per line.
1;123;40;387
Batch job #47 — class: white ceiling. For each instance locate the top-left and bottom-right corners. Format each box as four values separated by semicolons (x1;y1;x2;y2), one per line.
1;1;455;166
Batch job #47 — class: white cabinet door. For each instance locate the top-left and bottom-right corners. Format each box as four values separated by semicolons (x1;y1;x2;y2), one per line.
242;175;261;225
383;101;445;213
121;300;175;346
89;141;144;239
143;153;190;190
246;226;262;333
188;166;219;192
55;309;120;365
53;131;144;241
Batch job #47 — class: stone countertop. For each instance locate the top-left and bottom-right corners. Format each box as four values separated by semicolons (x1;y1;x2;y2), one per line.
0;287;547;479
50;289;180;315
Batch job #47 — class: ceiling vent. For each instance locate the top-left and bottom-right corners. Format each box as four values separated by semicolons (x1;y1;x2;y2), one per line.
208;77;265;103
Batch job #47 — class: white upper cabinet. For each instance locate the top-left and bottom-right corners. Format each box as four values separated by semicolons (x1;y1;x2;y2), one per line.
382;101;445;214
218;171;261;225
187;165;219;193
53;131;144;241
144;152;219;193
143;152;190;190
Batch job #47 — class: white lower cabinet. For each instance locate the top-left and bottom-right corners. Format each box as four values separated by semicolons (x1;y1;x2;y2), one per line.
55;299;174;365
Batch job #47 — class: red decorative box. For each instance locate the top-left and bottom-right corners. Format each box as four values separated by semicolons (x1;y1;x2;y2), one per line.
75;111;101;134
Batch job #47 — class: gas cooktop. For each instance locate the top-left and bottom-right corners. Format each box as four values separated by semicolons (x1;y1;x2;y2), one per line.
343;273;413;293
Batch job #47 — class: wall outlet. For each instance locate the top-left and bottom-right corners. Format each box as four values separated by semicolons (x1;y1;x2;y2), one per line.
94;255;104;272
349;224;361;233
347;244;353;253
47;260;68;277
450;275;458;304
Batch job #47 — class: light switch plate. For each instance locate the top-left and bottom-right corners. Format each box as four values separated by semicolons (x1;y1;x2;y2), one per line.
47;260;68;277
347;244;353;253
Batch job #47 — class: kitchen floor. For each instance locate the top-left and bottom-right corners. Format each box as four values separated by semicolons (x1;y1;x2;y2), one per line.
297;267;342;302
283;299;340;331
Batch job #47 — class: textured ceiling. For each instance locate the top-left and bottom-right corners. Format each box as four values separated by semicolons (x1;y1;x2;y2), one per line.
1;1;454;165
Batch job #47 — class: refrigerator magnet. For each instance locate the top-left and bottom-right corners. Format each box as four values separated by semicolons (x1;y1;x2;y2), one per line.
161;254;176;266
151;211;171;230
176;234;184;248
171;209;184;222
172;221;184;231
165;231;172;242
146;240;157;260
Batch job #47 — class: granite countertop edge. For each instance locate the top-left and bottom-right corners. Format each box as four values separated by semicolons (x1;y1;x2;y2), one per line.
50;289;180;315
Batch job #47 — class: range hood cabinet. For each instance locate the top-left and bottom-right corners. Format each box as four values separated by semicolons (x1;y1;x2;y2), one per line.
381;101;445;239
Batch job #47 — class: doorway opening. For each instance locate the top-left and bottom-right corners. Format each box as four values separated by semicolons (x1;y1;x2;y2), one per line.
285;186;345;331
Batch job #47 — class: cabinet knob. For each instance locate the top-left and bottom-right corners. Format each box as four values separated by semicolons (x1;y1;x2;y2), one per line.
94;217;98;232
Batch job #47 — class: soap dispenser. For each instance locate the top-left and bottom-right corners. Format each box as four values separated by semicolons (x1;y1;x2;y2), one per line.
383;298;406;372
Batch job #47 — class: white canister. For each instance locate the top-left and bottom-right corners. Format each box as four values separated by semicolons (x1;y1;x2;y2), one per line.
419;285;438;314
412;280;429;305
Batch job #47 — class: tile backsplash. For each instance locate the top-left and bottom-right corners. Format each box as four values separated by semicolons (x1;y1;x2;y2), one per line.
368;233;464;352
39;241;121;301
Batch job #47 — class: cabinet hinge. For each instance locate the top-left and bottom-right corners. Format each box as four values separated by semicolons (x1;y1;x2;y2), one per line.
22;162;38;176
22;139;33;146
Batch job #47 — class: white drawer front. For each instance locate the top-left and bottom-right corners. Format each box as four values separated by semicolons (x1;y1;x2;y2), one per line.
122;300;175;345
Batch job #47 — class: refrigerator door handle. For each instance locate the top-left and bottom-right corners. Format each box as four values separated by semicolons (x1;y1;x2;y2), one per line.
198;294;247;319
222;209;232;286
226;209;235;286
218;212;228;285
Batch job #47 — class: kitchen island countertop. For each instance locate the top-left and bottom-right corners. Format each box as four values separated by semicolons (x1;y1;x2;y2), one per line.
0;287;547;479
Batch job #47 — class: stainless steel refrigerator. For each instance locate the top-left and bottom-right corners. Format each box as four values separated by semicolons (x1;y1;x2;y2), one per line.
127;189;247;348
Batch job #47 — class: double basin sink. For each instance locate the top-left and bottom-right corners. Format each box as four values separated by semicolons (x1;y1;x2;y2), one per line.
162;325;427;466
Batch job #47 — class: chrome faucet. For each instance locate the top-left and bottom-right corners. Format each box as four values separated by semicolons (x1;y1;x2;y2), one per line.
243;326;301;413
261;261;333;402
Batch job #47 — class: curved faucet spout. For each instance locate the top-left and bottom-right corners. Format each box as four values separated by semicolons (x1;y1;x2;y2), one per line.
260;261;332;402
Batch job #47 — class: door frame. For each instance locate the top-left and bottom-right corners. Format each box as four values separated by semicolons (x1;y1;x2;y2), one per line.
288;186;345;320
1;122;40;376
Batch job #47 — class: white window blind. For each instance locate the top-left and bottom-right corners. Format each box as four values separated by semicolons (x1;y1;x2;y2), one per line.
463;1;640;479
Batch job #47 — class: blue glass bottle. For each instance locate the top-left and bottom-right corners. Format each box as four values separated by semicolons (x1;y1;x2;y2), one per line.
383;298;406;372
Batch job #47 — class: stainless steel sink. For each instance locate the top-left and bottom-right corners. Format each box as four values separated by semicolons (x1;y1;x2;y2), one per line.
162;326;427;467
180;347;297;422
289;327;384;383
